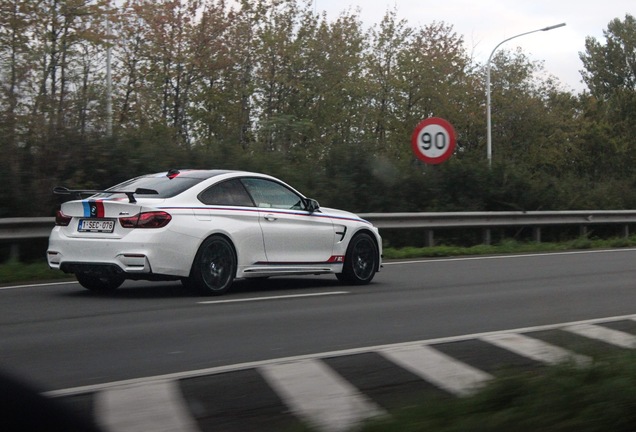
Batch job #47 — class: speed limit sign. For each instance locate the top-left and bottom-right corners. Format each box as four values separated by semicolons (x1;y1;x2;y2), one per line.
411;117;456;164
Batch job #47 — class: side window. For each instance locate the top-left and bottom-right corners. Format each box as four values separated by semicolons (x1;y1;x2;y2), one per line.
199;179;255;207
241;178;304;210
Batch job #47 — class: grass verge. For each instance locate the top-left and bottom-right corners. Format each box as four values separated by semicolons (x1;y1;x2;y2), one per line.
0;259;73;285
359;352;636;432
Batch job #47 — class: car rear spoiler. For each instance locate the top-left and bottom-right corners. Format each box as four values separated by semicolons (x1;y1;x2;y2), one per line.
53;186;158;203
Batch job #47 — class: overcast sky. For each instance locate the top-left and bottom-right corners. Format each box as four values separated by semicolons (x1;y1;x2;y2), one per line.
313;0;633;93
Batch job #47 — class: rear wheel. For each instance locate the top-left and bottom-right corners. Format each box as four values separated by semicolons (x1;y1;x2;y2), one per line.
76;273;125;292
187;236;236;295
336;232;378;285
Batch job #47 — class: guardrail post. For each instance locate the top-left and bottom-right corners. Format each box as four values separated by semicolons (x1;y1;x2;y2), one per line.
425;230;434;247
533;227;541;243
483;228;491;245
580;225;588;237
622;224;629;239
10;243;20;261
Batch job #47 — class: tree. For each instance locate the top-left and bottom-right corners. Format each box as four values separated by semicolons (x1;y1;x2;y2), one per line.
580;14;636;99
251;0;311;153
189;0;248;153
364;8;411;149
579;14;636;180
392;21;471;160
0;0;34;213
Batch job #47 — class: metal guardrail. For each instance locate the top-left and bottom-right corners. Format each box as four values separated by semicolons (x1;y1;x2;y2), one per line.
361;210;636;246
1;211;635;258
0;217;57;261
0;217;56;241
361;210;636;229
362;210;636;246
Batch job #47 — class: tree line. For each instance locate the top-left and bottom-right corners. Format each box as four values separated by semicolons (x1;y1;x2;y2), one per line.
0;0;635;218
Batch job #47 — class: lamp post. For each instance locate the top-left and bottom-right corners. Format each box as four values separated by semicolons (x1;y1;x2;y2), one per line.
486;22;565;168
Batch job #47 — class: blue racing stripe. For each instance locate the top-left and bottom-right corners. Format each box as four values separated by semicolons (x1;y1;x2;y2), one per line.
82;201;91;217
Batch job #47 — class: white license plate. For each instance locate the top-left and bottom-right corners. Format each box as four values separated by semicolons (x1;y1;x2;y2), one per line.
78;219;115;233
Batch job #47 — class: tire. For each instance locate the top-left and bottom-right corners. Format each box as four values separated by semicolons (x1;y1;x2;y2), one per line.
76;272;125;292
187;236;237;295
336;232;378;285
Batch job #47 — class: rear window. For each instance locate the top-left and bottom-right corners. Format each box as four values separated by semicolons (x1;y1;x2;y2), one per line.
199;179;255;206
94;176;206;199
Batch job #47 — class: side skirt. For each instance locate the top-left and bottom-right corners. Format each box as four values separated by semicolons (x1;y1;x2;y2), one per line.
240;263;343;277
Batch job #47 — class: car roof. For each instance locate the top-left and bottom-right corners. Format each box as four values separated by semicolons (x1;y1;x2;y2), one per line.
157;169;239;179
146;169;278;181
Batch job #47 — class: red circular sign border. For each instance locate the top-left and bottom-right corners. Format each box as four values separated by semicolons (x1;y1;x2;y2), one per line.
410;117;457;164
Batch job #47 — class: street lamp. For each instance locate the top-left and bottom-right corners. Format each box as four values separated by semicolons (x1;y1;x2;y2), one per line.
486;22;566;168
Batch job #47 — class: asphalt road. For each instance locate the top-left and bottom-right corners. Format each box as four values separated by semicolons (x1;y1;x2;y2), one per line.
2;248;636;393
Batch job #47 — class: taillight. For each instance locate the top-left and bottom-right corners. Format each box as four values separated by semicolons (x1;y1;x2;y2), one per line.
55;210;72;226
119;211;172;228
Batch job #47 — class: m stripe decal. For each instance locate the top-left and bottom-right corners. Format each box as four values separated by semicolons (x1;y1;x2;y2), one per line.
82;200;105;218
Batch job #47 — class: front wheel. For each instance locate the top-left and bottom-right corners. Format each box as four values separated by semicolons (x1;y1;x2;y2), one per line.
76;272;125;292
336;232;378;285
186;236;237;295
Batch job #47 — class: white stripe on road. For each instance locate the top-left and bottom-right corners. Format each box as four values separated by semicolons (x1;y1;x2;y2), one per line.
94;380;198;432
563;323;636;349
6;248;636;289
0;281;76;290
383;248;636;266
259;359;386;432
379;345;492;396
198;291;349;304
46;313;636;398
480;333;590;366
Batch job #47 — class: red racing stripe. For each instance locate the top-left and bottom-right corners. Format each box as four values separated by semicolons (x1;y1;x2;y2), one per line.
95;200;105;218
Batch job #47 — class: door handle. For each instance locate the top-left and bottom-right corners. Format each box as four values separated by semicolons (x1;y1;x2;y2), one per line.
264;215;278;221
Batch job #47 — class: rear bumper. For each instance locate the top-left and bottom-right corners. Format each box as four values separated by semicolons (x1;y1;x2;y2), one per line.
47;227;196;278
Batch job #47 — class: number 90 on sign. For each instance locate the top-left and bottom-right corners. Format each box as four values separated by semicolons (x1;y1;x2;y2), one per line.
410;117;456;164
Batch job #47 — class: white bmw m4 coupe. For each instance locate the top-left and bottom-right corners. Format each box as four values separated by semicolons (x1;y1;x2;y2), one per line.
47;169;382;295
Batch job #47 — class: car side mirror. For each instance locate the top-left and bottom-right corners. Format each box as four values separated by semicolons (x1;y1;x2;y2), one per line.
304;198;320;213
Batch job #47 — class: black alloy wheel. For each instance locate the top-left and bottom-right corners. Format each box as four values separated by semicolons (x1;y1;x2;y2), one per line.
188;235;237;295
337;232;378;285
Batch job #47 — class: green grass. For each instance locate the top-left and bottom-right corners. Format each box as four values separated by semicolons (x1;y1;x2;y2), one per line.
359;352;636;432
0;259;73;285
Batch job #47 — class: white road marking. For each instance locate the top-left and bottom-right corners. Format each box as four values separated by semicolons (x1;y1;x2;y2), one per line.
46;313;636;397
94;380;198;432
0;281;76;290
8;248;636;290
259;359;386;432
383;248;636;266
198;291;349;304
480;333;590;366
563;323;636;349
379;345;492;396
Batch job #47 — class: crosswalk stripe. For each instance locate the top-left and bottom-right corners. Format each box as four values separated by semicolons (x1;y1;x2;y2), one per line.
94;380;199;432
563;323;636;349
378;345;493;396
45;314;636;399
47;315;636;432
259;359;386;432
480;333;591;366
